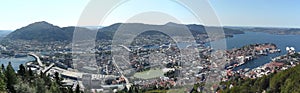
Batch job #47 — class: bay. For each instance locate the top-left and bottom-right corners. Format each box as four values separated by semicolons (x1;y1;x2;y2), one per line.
0;56;35;70
207;31;300;70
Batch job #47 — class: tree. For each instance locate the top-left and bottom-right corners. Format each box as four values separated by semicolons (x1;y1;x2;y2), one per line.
5;62;18;92
68;87;74;93
43;74;52;87
75;83;80;93
26;68;34;84
35;78;46;93
17;64;26;79
0;70;6;92
14;82;36;93
1;64;4;71
49;81;61;93
54;72;62;85
28;68;33;77
0;64;6;81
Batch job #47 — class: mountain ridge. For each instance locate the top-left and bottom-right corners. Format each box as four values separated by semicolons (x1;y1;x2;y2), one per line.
4;21;245;42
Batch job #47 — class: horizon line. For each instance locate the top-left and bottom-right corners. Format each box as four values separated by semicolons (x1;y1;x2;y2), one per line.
2;21;300;31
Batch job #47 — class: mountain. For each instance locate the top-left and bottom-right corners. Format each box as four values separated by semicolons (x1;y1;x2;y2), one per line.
98;22;244;39
4;21;245;42
226;26;300;35
5;21;93;42
0;30;12;40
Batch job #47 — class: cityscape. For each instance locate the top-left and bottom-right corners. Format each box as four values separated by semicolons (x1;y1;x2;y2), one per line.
1;0;300;93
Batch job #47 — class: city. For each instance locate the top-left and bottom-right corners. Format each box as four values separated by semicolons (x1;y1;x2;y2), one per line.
1;0;300;93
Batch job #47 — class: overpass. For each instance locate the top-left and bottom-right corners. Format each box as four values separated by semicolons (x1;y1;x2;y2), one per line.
119;45;132;52
28;52;44;67
42;63;55;73
28;52;55;73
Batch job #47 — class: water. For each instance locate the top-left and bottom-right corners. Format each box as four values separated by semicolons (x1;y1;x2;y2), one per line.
0;56;35;70
1;32;299;71
207;31;300;70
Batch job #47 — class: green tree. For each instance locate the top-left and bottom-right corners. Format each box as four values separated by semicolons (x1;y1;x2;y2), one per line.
68;87;74;93
49;82;61;93
0;70;6;92
5;62;18;92
35;78;46;93
26;68;34;84
75;84;80;93
259;75;269;91
17;64;26;80
28;68;34;78
1;64;4;71
43;74;52;87
54;72;62;85
14;82;36;93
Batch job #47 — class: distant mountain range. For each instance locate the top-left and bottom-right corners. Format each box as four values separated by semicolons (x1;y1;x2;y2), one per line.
0;30;12;40
0;30;12;35
227;26;300;35
4;21;246;42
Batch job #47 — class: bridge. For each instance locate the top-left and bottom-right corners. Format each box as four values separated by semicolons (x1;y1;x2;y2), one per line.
28;52;55;73
42;63;55;73
28;52;44;67
119;45;132;52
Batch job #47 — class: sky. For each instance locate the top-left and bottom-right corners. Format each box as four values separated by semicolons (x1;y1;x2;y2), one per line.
0;0;299;30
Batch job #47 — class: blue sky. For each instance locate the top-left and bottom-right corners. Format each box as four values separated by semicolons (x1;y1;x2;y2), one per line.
0;0;299;30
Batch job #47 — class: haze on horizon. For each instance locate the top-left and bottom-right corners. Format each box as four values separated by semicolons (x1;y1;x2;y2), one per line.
0;0;299;30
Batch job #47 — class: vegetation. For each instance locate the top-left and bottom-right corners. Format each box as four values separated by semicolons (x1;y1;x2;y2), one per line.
117;85;168;93
0;62;76;93
220;64;300;93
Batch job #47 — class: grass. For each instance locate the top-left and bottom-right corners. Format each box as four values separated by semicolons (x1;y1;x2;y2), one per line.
133;69;164;79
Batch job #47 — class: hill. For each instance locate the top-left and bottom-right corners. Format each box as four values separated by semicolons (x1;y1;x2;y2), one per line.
98;22;244;40
5;21;93;42
4;21;244;42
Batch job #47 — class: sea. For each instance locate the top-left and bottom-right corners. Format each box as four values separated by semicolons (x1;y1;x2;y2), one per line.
207;31;300;70
0;56;34;70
